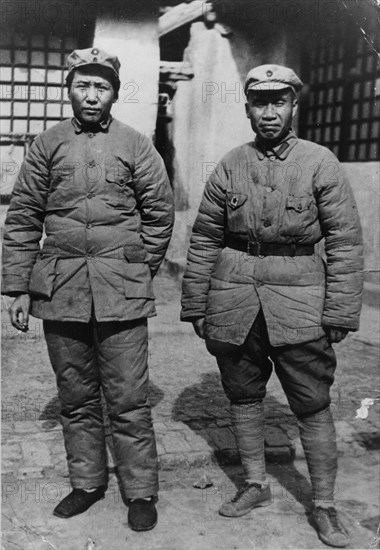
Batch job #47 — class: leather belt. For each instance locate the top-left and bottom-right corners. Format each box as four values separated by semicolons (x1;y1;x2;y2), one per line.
224;237;314;257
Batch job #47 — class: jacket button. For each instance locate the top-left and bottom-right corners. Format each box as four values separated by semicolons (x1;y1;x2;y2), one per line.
266;187;272;193
88;133;94;138
87;193;93;199
86;223;92;229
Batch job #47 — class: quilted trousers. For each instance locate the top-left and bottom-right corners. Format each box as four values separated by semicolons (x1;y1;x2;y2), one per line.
43;318;159;500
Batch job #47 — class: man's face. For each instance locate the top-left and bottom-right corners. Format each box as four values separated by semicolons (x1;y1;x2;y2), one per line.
245;89;297;144
68;69;115;126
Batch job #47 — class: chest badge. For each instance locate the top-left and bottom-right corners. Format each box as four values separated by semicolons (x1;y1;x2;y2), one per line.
227;192;248;209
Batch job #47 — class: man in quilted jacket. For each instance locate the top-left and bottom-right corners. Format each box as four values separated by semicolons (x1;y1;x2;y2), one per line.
2;48;174;531
181;65;363;547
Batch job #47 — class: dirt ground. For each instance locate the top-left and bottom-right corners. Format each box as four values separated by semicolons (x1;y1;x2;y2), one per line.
1;274;380;550
2;458;379;550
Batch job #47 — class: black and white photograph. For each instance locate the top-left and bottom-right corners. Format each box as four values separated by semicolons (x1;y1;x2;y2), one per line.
1;0;379;549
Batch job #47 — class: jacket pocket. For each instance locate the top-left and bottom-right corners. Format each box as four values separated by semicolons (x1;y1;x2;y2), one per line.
226;192;248;210
281;195;318;237
46;169;78;212
105;166;135;209
105;166;133;187
122;244;154;299
226;192;248;232
285;195;312;212
28;254;58;298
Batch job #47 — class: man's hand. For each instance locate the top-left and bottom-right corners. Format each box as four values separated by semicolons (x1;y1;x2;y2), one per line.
8;294;31;332
325;326;349;344
192;318;205;339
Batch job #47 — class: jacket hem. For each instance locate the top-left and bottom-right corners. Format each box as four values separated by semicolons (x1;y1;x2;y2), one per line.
29;311;157;322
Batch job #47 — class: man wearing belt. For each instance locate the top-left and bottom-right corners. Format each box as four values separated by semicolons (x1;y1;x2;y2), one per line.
181;65;363;547
2;48;174;531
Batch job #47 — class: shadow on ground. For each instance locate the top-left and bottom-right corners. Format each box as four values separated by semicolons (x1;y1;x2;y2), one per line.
172;371;313;512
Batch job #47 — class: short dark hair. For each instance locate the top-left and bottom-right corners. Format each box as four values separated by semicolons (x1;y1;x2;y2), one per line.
66;65;120;100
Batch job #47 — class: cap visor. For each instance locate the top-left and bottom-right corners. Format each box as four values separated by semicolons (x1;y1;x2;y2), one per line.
246;82;295;93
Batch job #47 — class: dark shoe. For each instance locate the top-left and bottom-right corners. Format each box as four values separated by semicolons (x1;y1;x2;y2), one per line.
310;506;350;547
53;487;106;518
219;483;272;517
128;496;158;531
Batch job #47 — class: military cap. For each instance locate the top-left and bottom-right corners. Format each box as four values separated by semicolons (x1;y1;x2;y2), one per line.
244;64;303;96
66;47;121;82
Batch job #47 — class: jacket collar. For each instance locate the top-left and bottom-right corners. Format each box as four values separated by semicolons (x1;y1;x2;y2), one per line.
71;115;113;134
255;130;298;160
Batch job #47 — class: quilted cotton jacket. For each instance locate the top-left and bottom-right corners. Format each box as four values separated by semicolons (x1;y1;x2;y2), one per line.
2;117;174;322
181;132;363;346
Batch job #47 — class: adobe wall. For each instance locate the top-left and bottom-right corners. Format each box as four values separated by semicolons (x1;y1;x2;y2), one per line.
164;23;379;285
93;0;160;138
343;162;380;284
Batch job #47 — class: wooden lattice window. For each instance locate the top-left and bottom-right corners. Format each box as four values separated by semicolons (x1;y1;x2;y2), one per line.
299;19;380;162
0;30;78;137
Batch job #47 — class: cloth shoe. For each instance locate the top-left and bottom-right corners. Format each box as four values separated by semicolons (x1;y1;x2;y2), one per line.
310;506;350;547
53;486;106;518
219;483;272;517
128;496;158;531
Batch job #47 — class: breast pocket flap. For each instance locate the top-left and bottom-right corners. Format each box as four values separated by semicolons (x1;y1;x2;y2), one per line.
106;167;133;188
226;192;248;209
286;195;312;212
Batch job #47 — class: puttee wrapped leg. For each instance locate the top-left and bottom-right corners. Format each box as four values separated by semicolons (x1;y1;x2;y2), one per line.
230;401;267;484
298;406;338;507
